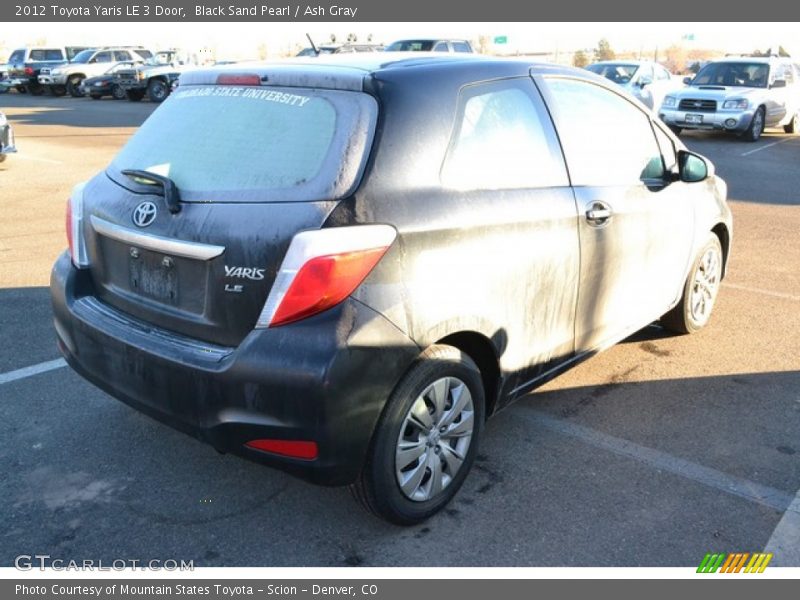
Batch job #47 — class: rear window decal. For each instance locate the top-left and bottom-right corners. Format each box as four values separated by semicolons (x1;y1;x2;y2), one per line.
173;86;311;107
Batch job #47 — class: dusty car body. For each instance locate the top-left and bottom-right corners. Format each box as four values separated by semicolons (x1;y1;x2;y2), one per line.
51;55;732;524
659;56;800;141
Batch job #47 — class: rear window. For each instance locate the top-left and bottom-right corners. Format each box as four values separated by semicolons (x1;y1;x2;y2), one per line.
29;49;64;61
386;40;435;52
109;84;378;202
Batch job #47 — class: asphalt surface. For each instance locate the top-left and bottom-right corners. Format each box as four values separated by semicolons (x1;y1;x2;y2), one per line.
1;93;799;567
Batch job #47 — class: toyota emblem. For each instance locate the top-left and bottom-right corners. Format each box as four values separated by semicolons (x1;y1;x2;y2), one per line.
132;201;157;227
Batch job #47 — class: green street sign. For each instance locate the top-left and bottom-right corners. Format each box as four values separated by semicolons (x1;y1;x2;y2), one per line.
494;36;508;44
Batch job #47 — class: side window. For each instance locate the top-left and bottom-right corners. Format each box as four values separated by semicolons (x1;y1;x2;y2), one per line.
433;42;449;53
543;77;666;186
638;64;654;82
114;51;132;61
453;42;472;53
441;80;569;191
656;66;672;81
93;51;113;63
45;49;64;60
29;50;45;60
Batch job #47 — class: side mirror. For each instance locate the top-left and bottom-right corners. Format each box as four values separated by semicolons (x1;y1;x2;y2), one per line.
678;150;711;183
638;75;653;87
683;76;693;85
770;79;787;89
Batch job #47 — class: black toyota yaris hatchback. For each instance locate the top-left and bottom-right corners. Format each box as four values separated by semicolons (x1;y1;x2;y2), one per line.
51;54;732;524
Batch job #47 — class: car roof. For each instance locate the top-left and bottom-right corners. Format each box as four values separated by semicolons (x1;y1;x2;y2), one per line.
180;54;584;92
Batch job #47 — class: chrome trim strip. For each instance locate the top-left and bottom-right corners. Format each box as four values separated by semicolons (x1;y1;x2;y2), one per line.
90;215;225;261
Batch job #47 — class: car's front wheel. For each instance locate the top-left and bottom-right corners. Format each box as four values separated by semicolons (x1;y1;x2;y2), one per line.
147;79;170;103
661;234;723;334
742;107;765;142
67;75;85;97
126;89;145;102
351;344;484;525
784;111;799;134
111;84;126;100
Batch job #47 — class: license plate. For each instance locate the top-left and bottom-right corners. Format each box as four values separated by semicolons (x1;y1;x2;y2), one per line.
685;113;704;124
130;253;178;304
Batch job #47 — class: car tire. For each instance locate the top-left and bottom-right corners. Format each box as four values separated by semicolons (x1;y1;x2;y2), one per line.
29;83;44;96
50;85;67;97
0;154;6;163
15;85;27;94
111;84;126;100
67;76;85;98
784;111;799;134
350;344;485;525
661;234;723;334
742;106;765;142
89;94;102;100
668;125;682;136
147;79;170;103
126;89;145;102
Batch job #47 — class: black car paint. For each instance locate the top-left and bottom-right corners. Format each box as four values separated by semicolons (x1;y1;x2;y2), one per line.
51;56;732;486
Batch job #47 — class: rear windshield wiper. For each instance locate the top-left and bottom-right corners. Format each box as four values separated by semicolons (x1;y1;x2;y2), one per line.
121;169;182;214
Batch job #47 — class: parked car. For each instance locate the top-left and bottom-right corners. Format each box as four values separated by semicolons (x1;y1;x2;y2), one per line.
51;56;731;524
586;60;680;110
0;111;16;163
296;43;385;56
38;47;151;97
384;39;474;53
113;50;192;102
79;62;140;100
659;56;800;141
6;46;90;95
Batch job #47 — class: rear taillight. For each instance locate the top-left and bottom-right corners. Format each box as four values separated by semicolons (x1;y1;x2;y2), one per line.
66;183;89;268
256;225;397;328
24;66;34;76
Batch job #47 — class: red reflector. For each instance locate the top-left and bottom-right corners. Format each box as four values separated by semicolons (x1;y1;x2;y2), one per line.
270;247;389;327
245;439;318;460
216;74;261;86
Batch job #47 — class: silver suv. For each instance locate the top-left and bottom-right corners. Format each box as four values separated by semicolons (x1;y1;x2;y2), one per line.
659;56;800;141
38;47;151;97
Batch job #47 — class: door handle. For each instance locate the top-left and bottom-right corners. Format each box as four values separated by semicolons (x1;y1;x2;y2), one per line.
585;201;613;224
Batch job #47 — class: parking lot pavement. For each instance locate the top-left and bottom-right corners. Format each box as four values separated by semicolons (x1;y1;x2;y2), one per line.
1;95;798;566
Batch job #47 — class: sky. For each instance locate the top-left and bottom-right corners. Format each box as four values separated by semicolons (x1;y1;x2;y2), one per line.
2;22;798;62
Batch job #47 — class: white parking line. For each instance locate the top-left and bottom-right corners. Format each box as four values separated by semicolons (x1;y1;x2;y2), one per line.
740;138;795;157
522;410;796;513
722;282;800;302
0;358;67;385
765;489;800;566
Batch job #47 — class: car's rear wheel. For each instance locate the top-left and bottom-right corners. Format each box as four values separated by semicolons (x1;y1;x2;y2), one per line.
111;84;126;100
89;94;102;100
126;89;145;102
742;106;765;142
147;79;170;103
28;83;44;96
351;344;484;525
661;234;723;334
50;85;67;97
67;75;85;97
15;85;27;94
784;111;799;134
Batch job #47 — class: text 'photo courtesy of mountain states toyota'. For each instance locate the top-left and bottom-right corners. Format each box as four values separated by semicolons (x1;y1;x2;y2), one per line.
51;55;732;525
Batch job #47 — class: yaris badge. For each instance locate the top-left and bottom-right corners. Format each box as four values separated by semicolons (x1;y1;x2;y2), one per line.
132;201;157;227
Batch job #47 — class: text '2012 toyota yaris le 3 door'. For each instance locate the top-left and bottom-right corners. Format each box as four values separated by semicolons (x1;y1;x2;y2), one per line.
51;55;732;524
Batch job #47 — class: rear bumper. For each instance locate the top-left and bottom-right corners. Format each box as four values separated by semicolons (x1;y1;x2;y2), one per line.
50;252;420;486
